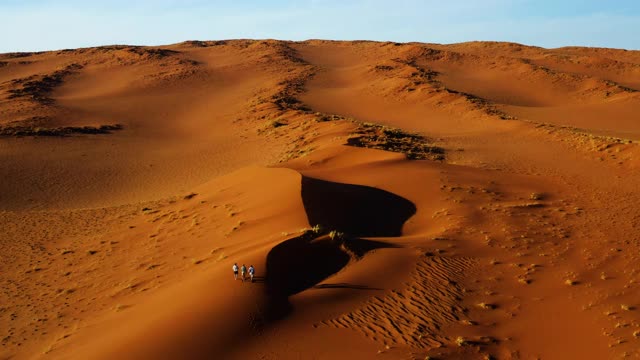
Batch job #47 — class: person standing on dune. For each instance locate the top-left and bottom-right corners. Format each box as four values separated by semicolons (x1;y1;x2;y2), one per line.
241;264;247;282
248;265;255;283
232;263;239;280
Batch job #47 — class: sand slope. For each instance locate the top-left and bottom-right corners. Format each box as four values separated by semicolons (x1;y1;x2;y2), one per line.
1;40;639;359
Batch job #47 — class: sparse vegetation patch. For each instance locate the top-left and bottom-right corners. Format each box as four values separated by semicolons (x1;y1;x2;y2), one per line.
7;63;83;104
0;123;123;137
347;123;444;161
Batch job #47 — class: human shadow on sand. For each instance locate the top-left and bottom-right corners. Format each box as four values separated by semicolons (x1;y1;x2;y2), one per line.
312;283;382;290
262;176;416;322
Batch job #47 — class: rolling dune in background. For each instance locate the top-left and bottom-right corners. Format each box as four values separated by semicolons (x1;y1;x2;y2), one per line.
1;40;639;359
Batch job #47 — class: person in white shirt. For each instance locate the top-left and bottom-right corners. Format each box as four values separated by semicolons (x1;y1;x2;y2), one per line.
232;263;239;280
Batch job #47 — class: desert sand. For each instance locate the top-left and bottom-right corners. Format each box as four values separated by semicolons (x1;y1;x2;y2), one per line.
1;39;639;359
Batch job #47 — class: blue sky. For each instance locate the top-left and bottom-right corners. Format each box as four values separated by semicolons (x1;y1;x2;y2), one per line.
1;0;639;52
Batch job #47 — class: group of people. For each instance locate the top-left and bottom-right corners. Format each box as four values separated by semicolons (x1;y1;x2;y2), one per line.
232;263;255;282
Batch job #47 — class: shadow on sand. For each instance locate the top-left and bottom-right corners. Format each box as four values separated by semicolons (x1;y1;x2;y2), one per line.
312;283;382;290
262;176;415;322
299;176;416;237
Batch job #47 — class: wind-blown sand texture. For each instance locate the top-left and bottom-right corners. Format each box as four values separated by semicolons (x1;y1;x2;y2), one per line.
1;40;640;359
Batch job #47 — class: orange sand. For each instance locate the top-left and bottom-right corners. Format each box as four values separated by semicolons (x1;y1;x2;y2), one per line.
1;40;639;359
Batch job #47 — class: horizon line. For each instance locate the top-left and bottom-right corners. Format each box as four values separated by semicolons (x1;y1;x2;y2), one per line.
3;38;638;55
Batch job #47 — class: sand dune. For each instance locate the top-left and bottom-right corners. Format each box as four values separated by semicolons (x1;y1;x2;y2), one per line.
1;40;639;359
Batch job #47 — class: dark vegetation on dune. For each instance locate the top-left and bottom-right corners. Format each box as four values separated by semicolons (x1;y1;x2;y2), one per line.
262;176;414;322
0;123;123;137
180;40;228;47
270;45;313;112
397;58;516;120
347;123;445;161
0;52;39;59
7;64;83;104
55;45;180;58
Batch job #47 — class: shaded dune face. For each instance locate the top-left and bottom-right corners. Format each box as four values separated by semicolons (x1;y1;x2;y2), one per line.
300;176;416;237
264;176;414;320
